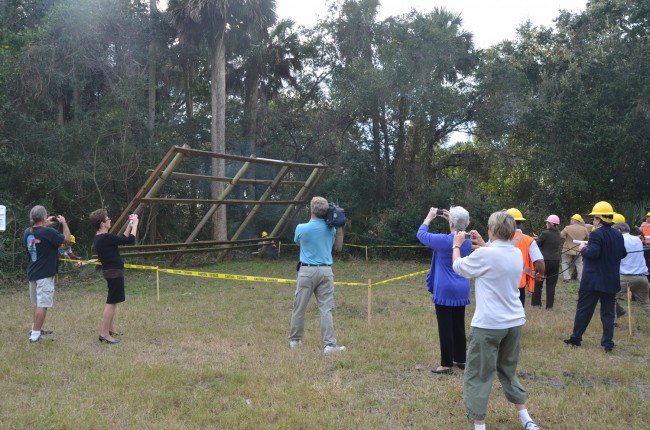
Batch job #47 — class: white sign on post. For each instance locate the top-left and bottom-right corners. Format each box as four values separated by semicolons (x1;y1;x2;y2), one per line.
0;205;6;232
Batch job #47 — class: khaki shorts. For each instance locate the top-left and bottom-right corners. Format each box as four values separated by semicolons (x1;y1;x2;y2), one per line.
29;277;55;308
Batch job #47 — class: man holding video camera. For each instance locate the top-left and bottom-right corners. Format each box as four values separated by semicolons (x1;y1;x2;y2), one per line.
288;196;345;354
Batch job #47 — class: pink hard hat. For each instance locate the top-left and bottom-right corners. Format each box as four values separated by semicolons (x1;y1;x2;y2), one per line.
545;215;560;225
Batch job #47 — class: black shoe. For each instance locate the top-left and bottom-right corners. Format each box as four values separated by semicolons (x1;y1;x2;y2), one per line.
431;367;453;375
564;337;581;347
453;362;466;370
604;347;613;353
29;336;42;344
29;329;52;336
98;335;119;344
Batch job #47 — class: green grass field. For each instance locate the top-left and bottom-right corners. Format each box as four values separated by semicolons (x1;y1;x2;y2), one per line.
2;258;650;429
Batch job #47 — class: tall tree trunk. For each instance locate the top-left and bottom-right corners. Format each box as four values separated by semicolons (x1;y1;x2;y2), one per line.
244;75;259;200
57;95;65;125
147;0;157;134
211;33;227;241
371;108;385;200
184;58;193;123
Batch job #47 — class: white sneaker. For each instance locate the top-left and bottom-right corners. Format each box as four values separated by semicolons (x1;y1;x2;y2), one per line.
324;345;346;354
289;340;302;348
524;421;540;430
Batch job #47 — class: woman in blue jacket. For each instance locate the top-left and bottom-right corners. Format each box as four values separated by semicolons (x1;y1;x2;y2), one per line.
417;206;472;374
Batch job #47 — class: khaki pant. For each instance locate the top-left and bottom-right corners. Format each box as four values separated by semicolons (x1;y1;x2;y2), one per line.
464;325;526;420
289;266;337;347
618;275;650;316
561;253;583;281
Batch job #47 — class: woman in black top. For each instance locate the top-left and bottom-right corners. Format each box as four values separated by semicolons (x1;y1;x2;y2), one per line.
90;209;138;344
532;215;562;309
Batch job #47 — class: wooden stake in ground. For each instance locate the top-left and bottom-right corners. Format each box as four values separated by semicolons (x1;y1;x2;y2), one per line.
627;282;632;336
156;267;160;302
367;278;372;327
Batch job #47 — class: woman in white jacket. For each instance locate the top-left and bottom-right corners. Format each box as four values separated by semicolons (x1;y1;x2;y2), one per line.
452;211;540;430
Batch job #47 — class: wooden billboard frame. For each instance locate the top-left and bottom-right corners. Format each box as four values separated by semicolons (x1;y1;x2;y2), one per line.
109;145;327;265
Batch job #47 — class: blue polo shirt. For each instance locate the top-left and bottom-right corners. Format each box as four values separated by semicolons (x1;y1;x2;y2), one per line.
294;218;336;265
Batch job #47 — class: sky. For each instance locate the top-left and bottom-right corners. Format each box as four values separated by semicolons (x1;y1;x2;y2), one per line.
157;1;588;48
275;0;588;48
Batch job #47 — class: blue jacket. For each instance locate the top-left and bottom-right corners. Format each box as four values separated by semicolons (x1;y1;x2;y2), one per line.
417;225;471;306
580;225;627;294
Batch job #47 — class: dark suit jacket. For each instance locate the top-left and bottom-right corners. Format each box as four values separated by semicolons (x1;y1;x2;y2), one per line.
580;225;627;294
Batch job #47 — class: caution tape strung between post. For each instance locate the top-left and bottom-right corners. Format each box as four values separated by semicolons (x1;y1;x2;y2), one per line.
372;269;430;286
60;258;423;288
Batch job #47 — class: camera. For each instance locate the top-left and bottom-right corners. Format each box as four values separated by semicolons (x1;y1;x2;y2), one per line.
436;209;444;216
464;232;472;240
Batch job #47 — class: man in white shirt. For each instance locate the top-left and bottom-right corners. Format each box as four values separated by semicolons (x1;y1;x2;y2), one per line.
612;222;650;316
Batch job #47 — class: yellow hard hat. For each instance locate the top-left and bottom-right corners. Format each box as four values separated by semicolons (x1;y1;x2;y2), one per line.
646;212;650;217
612;213;625;224
70;234;76;244
506;208;525;221
571;214;583;222
261;231;268;238
589;201;614;216
589;201;614;222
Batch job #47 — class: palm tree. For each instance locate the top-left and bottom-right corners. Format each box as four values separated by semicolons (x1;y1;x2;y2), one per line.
235;19;301;153
229;18;302;198
168;0;276;240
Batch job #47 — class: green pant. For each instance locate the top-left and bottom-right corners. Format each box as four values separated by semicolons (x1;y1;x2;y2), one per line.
464;325;527;420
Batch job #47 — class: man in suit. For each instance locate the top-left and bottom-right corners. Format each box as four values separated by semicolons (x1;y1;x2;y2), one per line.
564;201;627;352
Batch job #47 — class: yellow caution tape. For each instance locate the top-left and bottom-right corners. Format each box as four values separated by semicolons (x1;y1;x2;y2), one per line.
372;269;430;286
157;268;296;284
60;259;426;287
125;264;159;270
335;281;369;287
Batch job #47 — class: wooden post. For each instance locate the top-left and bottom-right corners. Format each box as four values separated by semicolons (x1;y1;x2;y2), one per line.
365;246;368;263
367;278;372;327
278;241;281;258
156;267;160;302
627;283;632;336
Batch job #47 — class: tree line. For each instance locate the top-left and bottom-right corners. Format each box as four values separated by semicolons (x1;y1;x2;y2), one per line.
1;0;648;273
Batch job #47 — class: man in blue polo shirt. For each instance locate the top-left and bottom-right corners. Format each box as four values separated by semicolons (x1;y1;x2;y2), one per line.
289;196;346;354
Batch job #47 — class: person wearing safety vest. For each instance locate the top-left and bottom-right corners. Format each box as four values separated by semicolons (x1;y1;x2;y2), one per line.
564;201;627;353
640;212;650;245
506;208;545;308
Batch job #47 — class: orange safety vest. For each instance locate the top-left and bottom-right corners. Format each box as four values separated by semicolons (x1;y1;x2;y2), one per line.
642;222;650;245
512;231;536;292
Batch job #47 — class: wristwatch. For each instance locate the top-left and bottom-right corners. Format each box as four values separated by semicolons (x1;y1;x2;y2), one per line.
452;245;459;249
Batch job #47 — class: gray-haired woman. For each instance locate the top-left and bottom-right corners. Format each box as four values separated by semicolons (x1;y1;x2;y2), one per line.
452;211;540;430
417;206;472;374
